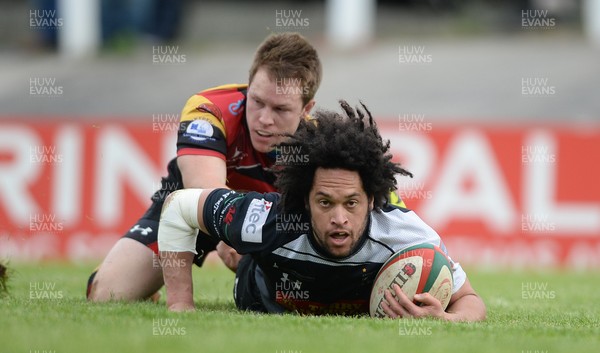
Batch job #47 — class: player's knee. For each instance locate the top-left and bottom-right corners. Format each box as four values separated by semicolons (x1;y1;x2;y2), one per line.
86;269;103;301
86;277;121;302
86;268;118;302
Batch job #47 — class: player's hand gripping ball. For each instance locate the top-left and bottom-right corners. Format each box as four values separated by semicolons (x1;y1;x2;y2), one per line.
369;243;453;318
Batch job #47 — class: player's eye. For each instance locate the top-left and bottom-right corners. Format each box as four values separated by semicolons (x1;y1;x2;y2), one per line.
318;199;330;207
347;200;358;208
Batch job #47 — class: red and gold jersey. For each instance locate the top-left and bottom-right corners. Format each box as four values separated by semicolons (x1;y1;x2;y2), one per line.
177;84;276;193
176;83;406;207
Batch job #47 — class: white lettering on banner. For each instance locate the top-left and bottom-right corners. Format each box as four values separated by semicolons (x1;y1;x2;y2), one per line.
421;130;516;233
52;126;82;226
523;130;600;234
1;121;599;267
94;126;163;224
0;126;42;225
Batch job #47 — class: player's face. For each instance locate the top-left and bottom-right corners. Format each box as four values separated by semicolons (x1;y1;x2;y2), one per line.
307;168;373;258
246;67;315;153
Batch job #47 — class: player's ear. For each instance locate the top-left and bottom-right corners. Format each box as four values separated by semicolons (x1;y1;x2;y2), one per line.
368;196;374;211
302;99;315;117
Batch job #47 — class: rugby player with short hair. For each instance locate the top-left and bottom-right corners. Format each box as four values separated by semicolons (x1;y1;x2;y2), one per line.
87;32;323;302
158;101;487;321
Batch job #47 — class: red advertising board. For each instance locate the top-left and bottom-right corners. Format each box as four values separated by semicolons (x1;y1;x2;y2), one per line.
0;118;599;268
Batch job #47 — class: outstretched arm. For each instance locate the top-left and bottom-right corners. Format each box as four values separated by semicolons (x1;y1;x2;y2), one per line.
158;188;215;311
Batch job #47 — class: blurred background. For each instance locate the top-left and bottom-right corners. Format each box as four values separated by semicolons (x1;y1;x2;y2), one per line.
0;0;599;268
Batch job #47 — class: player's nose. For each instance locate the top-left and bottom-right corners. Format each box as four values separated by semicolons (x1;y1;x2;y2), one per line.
258;108;275;126
330;206;348;225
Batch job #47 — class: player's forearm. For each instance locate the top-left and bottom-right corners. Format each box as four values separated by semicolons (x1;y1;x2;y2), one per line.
444;293;486;322
157;189;205;311
161;251;195;311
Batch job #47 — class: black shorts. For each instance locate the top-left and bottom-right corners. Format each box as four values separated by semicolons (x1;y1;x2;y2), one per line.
122;158;218;267
234;255;284;313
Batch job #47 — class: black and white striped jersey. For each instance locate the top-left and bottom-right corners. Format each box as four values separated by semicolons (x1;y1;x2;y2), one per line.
204;188;467;315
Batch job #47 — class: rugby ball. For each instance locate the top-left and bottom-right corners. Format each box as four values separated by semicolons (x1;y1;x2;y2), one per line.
369;243;454;318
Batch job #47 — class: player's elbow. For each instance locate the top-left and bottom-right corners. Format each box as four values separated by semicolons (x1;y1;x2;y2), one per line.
158;189;204;253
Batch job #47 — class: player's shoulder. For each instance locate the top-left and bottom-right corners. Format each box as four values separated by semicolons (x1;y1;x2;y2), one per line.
199;83;248;95
181;84;247;121
195;84;247;115
368;204;439;245
382;202;411;213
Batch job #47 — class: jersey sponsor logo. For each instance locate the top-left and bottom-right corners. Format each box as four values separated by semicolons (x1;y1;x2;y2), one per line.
129;224;153;236
224;206;235;225
275;272;309;301
211;190;237;238
184;119;214;141
241;198;272;243
228;98;244;116
228;147;247;164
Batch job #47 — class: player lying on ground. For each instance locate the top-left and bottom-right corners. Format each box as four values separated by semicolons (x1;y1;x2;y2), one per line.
86;32;322;301
158;101;486;321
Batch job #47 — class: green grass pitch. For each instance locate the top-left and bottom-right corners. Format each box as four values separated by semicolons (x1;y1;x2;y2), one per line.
1;262;598;353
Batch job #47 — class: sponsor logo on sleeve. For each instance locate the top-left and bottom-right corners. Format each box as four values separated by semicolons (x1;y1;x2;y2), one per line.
184;119;214;141
241;198;272;243
129;224;153;236
228;98;244;116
